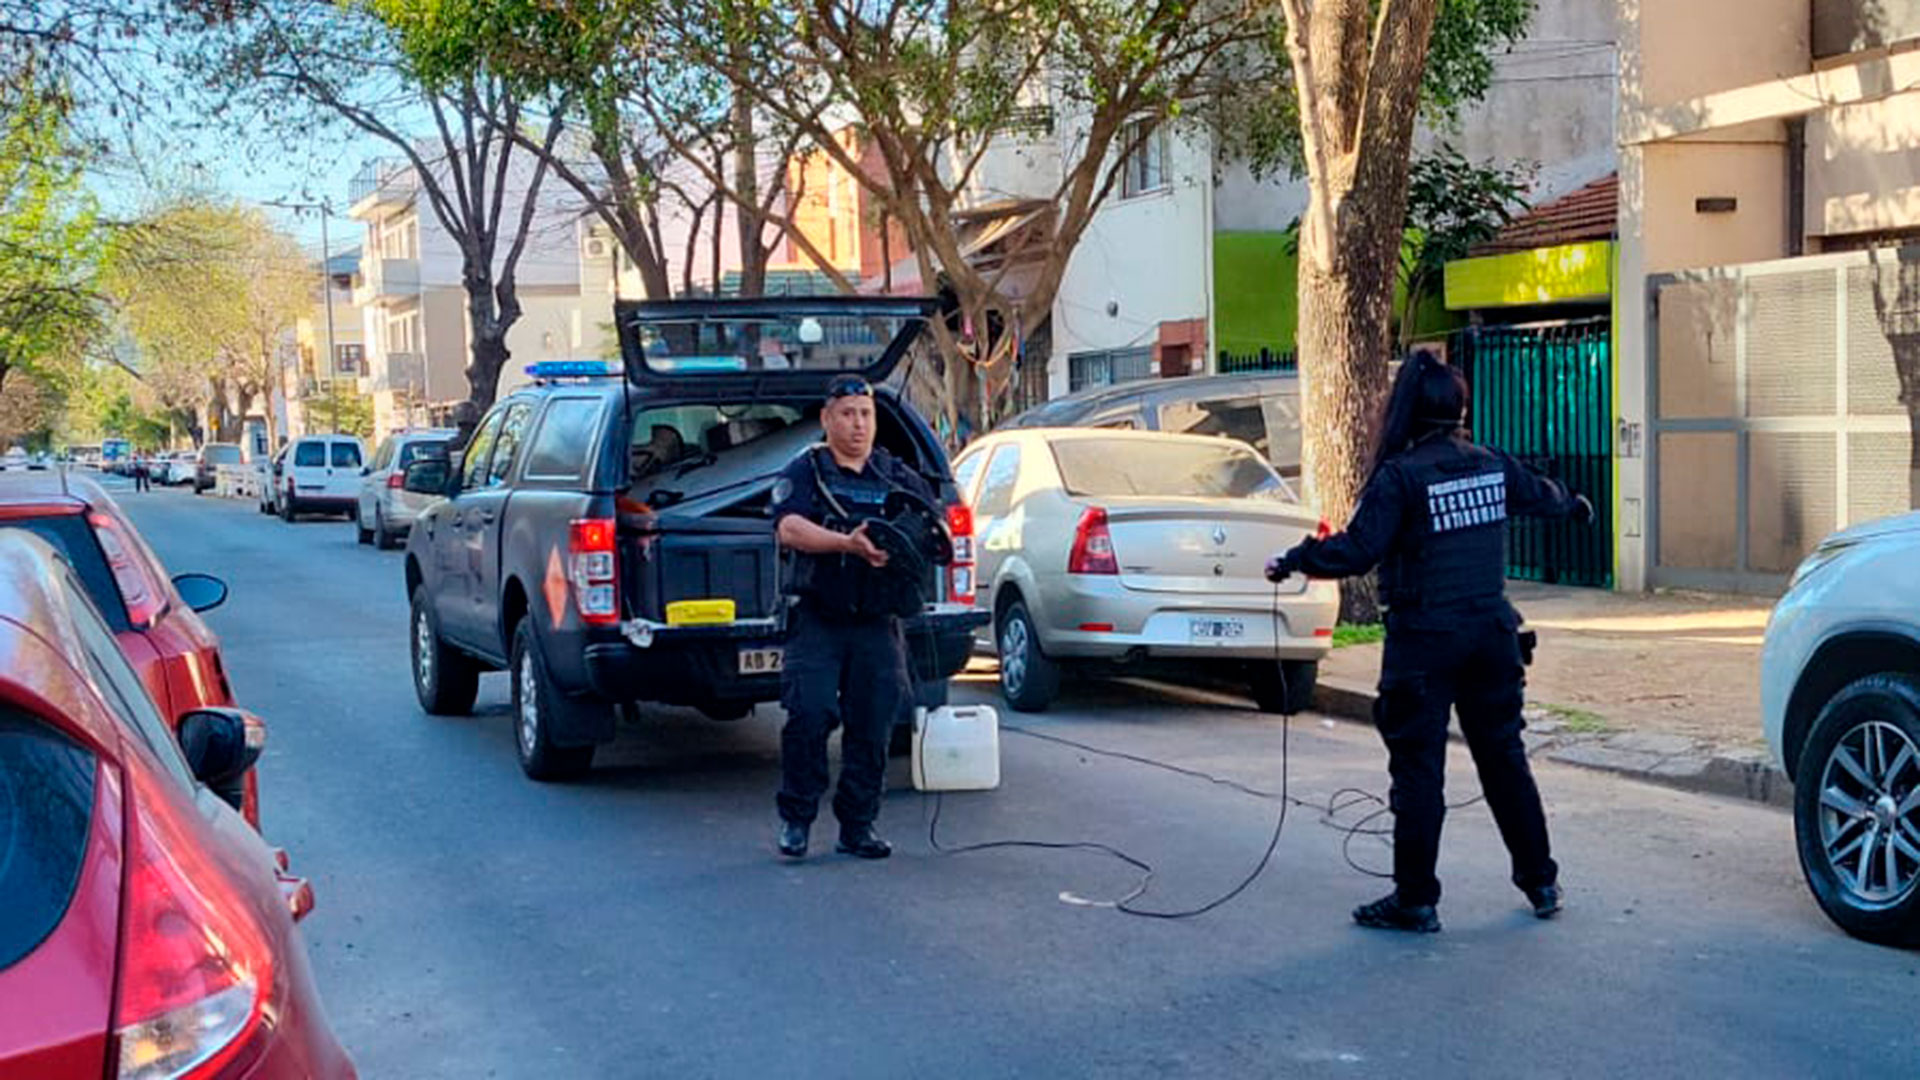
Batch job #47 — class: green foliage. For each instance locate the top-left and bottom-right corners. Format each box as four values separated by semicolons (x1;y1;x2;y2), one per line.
0;73;106;394
1399;143;1534;341
1331;623;1386;649
1210;0;1536;179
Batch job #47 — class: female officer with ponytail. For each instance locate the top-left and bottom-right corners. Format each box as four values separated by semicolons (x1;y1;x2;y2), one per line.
1267;351;1594;933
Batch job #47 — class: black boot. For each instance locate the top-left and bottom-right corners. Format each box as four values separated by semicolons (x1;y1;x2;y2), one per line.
836;824;892;860
1525;883;1562;919
1352;892;1441;933
777;820;809;858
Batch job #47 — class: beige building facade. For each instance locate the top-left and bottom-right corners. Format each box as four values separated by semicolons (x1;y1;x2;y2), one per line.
1615;0;1920;592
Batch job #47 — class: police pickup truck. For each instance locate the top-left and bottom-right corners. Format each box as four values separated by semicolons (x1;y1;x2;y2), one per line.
400;297;988;780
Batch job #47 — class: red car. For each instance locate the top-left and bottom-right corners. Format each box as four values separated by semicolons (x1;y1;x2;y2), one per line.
0;530;354;1078
0;470;260;826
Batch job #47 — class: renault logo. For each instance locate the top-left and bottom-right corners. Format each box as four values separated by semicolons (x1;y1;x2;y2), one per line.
1211;525;1228;547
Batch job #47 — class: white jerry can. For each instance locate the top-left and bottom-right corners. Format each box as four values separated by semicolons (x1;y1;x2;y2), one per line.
910;705;1001;792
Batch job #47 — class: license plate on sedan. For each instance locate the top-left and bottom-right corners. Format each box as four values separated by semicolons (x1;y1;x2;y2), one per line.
739;648;784;675
1189;618;1246;641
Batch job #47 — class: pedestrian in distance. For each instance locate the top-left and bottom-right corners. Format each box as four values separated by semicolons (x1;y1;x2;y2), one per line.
1266;350;1596;933
132;453;150;492
768;374;937;861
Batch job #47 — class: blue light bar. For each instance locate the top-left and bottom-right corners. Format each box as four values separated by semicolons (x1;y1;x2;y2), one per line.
526;359;622;379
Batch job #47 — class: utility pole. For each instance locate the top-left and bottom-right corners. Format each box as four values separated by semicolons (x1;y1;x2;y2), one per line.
264;195;342;434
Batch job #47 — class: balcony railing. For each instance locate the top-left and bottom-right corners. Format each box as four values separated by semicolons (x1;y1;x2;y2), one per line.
351;257;421;307
349;158;420;208
369;352;427;395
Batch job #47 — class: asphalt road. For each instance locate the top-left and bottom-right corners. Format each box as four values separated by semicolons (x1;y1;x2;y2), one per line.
115;481;1919;1079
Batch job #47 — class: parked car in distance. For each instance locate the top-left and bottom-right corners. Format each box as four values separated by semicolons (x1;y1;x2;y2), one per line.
195;442;243;493
357;429;455;549
0;468;265;827
999;371;1303;478
164;450;198;486
0;529;355;1080
1761;510;1920;947
1;446;29;472
401;298;987;781
275;434;366;522
950;427;1337;713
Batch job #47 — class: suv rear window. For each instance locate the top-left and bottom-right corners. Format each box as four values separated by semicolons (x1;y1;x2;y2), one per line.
0;513;132;631
294;442;326;467
397;438;449;470
0;707;97;973
1050;437;1295;501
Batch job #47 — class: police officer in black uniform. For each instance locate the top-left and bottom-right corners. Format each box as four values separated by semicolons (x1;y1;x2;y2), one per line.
769;374;937;860
1267;352;1594;932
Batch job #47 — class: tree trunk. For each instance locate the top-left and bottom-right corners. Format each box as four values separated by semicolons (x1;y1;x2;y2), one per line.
1298;209;1395;623
732;94;767;299
468;333;510;414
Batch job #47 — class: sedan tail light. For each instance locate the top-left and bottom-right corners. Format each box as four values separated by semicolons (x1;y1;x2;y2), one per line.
387;472;405;489
569;517;619;625
945;502;975;605
113;771;274;1080
1068;507;1119;575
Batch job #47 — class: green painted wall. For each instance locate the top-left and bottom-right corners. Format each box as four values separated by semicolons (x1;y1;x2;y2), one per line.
1214;232;1298;356
1213;230;1460;359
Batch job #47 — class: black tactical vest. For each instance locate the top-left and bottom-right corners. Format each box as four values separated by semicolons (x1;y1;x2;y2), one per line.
1379;437;1511;614
792;447;923;620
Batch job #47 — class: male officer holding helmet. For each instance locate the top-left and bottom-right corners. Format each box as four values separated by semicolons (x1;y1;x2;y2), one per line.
769;374;936;860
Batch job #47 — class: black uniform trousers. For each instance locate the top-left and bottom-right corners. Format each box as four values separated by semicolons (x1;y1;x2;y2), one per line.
776;605;912;830
1375;603;1557;907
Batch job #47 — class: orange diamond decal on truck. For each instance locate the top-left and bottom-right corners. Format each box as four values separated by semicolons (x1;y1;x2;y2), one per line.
544;545;568;630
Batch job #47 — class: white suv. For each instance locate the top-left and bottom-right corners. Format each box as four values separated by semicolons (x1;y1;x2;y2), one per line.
274;434;367;522
1762;510;1920;947
356;429;455;549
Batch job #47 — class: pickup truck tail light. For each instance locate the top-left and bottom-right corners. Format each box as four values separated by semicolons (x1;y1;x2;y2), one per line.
1068;506;1118;575
945;502;975;605
387;471;406;489
569;517;619;625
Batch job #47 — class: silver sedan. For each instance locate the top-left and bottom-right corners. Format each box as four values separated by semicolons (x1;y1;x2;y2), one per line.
952;428;1338;713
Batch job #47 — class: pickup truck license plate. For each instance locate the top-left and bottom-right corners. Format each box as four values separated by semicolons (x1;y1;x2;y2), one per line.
1189;618;1246;641
739;648;784;675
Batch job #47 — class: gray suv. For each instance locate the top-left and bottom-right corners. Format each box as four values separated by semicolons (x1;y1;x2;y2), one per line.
357;429;456;549
1000;372;1302;478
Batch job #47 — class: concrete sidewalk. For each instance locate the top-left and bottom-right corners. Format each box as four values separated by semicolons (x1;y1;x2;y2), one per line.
1314;583;1792;807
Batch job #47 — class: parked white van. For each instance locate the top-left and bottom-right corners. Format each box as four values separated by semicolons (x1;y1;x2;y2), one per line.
274;434;366;522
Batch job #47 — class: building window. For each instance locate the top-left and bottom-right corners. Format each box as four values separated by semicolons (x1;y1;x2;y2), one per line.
1068;347;1154;392
1121;122;1169;199
335;343;365;376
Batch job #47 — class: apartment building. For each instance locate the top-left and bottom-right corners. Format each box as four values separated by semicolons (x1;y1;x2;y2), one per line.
282;249;367;439
347;155;593;437
1615;0;1920;593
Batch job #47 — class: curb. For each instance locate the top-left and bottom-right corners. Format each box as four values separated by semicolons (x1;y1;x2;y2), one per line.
1311;675;1794;809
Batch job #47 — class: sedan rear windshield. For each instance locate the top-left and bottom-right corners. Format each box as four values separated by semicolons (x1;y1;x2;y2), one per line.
202;445;241;465
0;513;132;631
0;708;97;973
1050;438;1296;501
397;439;449;469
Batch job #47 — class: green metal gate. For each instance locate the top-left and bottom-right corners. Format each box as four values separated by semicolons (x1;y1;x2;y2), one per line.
1450;319;1614;588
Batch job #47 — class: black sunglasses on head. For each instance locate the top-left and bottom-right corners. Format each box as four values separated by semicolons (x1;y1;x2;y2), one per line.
826;377;873;400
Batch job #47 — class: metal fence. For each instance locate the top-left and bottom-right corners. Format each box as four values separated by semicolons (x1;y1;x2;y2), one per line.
1216;347;1298;375
1647;245;1920;593
1067;346;1153;392
1452;319;1615;588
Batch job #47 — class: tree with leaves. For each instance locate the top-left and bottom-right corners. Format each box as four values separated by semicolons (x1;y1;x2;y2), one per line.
1253;0;1532;617
0;67;105;402
182;0;569;414
103;199;310;449
1398;143;1533;348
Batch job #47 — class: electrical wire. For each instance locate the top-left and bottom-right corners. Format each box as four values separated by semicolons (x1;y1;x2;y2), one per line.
923;579;1489;914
